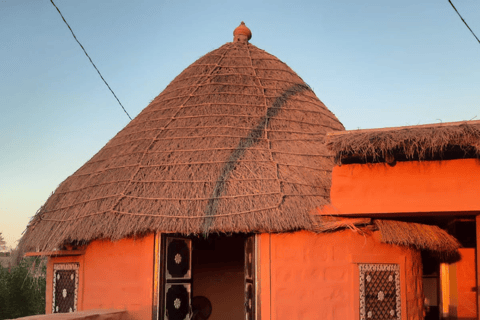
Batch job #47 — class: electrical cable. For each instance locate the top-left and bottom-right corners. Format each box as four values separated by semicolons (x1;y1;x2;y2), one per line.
448;0;480;44
49;0;133;120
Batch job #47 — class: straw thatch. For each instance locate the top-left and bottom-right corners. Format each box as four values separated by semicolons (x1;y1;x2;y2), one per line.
20;40;344;252
327;120;480;164
313;215;371;232
374;219;461;261
314;216;460;260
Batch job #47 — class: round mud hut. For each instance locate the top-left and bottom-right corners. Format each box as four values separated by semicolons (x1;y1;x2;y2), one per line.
20;23;460;320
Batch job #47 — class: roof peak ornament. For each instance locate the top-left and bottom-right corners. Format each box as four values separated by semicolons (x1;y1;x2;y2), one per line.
233;21;252;43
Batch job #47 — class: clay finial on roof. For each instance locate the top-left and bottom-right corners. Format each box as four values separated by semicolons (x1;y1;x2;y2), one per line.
233;21;252;43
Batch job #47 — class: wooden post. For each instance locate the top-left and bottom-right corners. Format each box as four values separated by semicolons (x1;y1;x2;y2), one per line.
152;232;161;320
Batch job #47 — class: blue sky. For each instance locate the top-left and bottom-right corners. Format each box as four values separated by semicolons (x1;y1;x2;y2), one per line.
1;0;479;248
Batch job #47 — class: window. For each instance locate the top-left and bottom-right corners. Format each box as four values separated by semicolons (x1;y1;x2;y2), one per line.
52;263;79;313
359;264;401;320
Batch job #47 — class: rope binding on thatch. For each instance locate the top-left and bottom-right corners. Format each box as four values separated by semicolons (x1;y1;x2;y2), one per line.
19;23;345;252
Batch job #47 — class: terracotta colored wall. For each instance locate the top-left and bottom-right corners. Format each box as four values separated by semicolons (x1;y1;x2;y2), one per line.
406;250;424;320
47;235;154;320
454;248;477;319
330;159;480;215
258;230;423;320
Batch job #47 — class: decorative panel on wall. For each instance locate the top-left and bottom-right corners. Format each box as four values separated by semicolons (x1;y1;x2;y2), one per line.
164;237;192;320
359;264;401;320
166;238;191;280
52;263;79;313
165;283;191;320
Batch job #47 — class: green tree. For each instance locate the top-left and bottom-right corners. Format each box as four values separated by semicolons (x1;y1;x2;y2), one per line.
0;233;6;252
0;257;46;320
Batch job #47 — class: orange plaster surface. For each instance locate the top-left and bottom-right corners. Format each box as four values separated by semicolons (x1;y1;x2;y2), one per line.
330;159;480;215
455;248;477;319
47;235;154;320
258;230;423;320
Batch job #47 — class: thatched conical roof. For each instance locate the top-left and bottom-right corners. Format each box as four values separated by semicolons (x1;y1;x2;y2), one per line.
20;24;344;252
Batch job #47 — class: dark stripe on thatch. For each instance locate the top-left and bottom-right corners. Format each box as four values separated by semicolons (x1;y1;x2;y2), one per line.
20;41;344;252
203;83;310;233
326;120;480;164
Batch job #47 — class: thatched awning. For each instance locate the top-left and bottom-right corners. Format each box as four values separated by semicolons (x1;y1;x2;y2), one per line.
313;215;372;232
20;34;344;252
327;120;480;164
314;216;461;261
374;219;461;262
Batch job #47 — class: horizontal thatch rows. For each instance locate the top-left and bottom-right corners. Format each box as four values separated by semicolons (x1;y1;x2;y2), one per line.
21;41;344;252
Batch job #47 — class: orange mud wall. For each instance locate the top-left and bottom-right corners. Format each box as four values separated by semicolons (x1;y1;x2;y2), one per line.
329;159;480;215
442;248;477;319
46;234;154;320
328;158;480;320
258;230;423;320
455;248;477;319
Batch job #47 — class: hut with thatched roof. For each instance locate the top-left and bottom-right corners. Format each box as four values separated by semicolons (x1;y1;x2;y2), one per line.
326;120;480;320
20;23;462;320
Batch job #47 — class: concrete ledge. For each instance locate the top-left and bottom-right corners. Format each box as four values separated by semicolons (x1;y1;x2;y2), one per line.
10;309;128;320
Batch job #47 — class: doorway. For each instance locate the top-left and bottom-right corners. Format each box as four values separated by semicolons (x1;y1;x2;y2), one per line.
422;251;440;320
422;218;477;320
157;234;256;320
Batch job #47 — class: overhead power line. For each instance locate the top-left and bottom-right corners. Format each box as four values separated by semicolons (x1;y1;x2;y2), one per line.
49;0;133;120
448;0;480;45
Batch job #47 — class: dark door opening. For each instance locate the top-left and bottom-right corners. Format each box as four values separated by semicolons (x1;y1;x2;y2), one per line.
158;234;255;320
422;251;440;320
